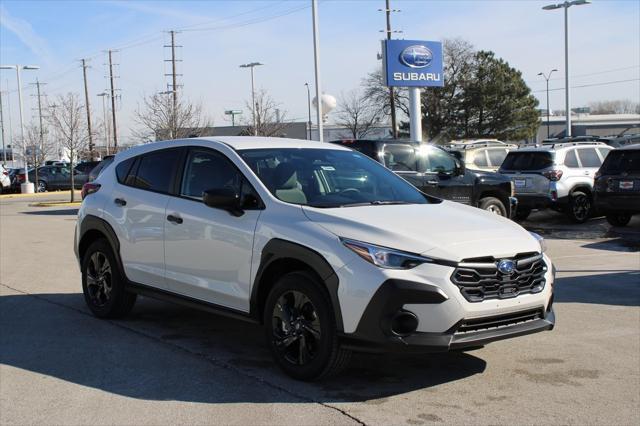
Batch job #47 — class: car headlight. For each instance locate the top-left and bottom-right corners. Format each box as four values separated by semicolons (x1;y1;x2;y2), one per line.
529;232;547;253
341;238;432;269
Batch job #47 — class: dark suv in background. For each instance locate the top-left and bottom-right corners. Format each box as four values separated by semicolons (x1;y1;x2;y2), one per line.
594;144;640;226
330;139;517;217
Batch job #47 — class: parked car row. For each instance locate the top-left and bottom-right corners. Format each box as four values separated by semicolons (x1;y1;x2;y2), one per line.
330;138;638;226
0;160;105;194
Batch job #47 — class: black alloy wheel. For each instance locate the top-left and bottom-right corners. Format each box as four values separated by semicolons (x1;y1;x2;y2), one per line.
568;191;591;224
264;271;351;380
272;290;322;366
81;239;136;318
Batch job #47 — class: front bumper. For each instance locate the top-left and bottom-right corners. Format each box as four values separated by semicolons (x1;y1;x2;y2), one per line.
508;196;518;218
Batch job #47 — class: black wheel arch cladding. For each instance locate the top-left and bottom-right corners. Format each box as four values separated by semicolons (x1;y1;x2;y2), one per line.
251;238;344;332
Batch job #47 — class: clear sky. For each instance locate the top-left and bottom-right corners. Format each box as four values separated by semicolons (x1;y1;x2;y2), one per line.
1;0;639;144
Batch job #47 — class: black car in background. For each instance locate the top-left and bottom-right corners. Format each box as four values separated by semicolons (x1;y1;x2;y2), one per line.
30;163;98;192
330;139;517;217
594;144;640;226
87;155;114;182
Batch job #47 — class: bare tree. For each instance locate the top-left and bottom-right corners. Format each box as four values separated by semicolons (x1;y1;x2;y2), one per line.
335;89;383;138
133;93;211;142
242;89;290;137
588;99;639;115
47;93;88;202
362;69;410;119
23;123;55;189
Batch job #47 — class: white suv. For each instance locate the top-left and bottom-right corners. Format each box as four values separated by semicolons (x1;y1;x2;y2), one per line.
75;137;555;380
499;142;613;222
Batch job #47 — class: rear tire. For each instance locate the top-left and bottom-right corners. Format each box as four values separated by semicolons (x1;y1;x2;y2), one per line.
37;180;47;193
264;271;351;381
567;191;592;223
81;239;136;318
606;213;631;227
478;197;507;216
514;207;532;221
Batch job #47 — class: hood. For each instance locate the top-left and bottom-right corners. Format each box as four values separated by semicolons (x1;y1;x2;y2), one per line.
302;201;539;262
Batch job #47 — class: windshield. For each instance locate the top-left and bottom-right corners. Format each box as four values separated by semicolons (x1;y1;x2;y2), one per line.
238;148;429;208
501;151;553;171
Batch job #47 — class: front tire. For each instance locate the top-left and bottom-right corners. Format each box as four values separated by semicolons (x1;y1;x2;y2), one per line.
264;271;351;381
81;239;136;318
478;197;507;216
567;191;592;223
606;213;631;227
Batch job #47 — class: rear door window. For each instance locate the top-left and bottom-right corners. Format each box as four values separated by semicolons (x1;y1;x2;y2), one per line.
487;149;508;167
564;149;579;168
473;151;489;167
577;148;602;167
382;144;417;172
129;148;181;193
500;152;553;171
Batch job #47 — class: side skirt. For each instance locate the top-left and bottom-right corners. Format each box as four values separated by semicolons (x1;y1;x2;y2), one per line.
126;282;258;324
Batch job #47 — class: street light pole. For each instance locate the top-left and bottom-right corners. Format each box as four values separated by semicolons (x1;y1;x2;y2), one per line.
239;62;263;136
538;69;558;138
311;0;323;142
543;0;591;138
1;64;39;193
304;83;312;140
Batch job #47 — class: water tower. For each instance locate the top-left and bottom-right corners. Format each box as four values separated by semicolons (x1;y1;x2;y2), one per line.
312;93;336;123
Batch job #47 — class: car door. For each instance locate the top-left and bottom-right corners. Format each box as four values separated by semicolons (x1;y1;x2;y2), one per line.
105;148;182;289
423;145;474;204
576;147;605;181
163;147;262;311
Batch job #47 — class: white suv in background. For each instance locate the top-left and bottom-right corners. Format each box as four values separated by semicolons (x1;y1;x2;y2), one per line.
75;137;555;380
447;139;518;172
499;142;613;222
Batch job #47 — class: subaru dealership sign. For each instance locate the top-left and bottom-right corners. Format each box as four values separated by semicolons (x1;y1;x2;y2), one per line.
382;40;444;87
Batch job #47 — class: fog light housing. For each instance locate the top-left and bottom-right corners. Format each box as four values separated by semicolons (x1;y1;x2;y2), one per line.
390;310;419;337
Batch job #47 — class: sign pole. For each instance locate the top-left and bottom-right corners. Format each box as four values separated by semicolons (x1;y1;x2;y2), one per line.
409;87;422;142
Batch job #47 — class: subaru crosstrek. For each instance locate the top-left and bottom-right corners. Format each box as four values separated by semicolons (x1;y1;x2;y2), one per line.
75;137;555;380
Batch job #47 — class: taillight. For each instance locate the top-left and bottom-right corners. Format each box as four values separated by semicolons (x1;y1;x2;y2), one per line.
81;182;101;200
2;171;8;176
543;170;563;181
18;173;25;182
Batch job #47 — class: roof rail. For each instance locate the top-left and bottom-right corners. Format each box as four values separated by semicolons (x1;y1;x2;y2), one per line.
447;141;514;150
546;141;608;149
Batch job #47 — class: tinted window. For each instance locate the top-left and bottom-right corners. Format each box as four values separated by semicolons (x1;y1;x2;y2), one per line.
473;151;488;167
501;152;553;171
133;149;180;193
487;149;508;167
181;149;240;199
89;156;115;181
383;145;417;172
115;157;136;184
564;149;579;167
423;146;457;173
577;148;601;167
239;148;428;207
600;150;640;174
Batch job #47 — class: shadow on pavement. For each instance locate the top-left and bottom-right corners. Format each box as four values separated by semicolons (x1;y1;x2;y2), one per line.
0;293;486;404
21;208;79;216
581;238;640;252
554;271;640;307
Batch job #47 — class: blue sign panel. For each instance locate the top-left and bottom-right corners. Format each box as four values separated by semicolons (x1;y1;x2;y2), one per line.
383;39;444;87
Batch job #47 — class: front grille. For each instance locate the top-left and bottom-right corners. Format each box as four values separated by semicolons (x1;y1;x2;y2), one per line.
456;308;544;334
451;252;547;302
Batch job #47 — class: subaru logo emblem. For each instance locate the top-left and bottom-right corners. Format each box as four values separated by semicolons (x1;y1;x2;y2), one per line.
399;45;433;68
497;259;515;275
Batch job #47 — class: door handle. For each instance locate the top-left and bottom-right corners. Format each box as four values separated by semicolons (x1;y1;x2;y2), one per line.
584;171;590;176
114;198;127;206
167;214;183;224
425;180;438;185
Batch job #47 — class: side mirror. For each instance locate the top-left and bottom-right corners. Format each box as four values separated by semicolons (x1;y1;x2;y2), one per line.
203;188;244;216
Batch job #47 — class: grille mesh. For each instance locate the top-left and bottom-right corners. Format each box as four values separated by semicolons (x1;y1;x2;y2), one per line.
451;253;547;302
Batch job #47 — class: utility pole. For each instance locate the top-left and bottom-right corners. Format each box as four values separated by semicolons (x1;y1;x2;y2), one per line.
108;50;118;150
538;69;558;139
164;30;181;111
81;59;94;160
30;79;46;184
0;89;6;164
311;0;323;142
382;0;400;138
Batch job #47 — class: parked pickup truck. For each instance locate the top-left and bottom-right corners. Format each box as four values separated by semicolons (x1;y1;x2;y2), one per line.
330;139;517;218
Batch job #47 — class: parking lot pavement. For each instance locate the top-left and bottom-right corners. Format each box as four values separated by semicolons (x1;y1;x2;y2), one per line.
1;196;639;425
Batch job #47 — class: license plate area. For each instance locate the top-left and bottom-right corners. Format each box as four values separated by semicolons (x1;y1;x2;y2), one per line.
514;179;527;188
619;180;634;190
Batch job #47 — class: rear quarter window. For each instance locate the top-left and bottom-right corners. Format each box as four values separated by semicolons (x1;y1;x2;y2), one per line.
501;151;553;171
577;148;602;167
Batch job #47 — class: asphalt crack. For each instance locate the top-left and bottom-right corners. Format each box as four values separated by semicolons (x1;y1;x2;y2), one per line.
0;282;367;426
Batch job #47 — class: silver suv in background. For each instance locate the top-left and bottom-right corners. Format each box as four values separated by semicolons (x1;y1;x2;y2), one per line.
499;142;613;222
447;140;518;172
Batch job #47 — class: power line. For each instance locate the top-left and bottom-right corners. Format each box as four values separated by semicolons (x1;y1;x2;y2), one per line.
532;78;640;93
528;65;640;84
